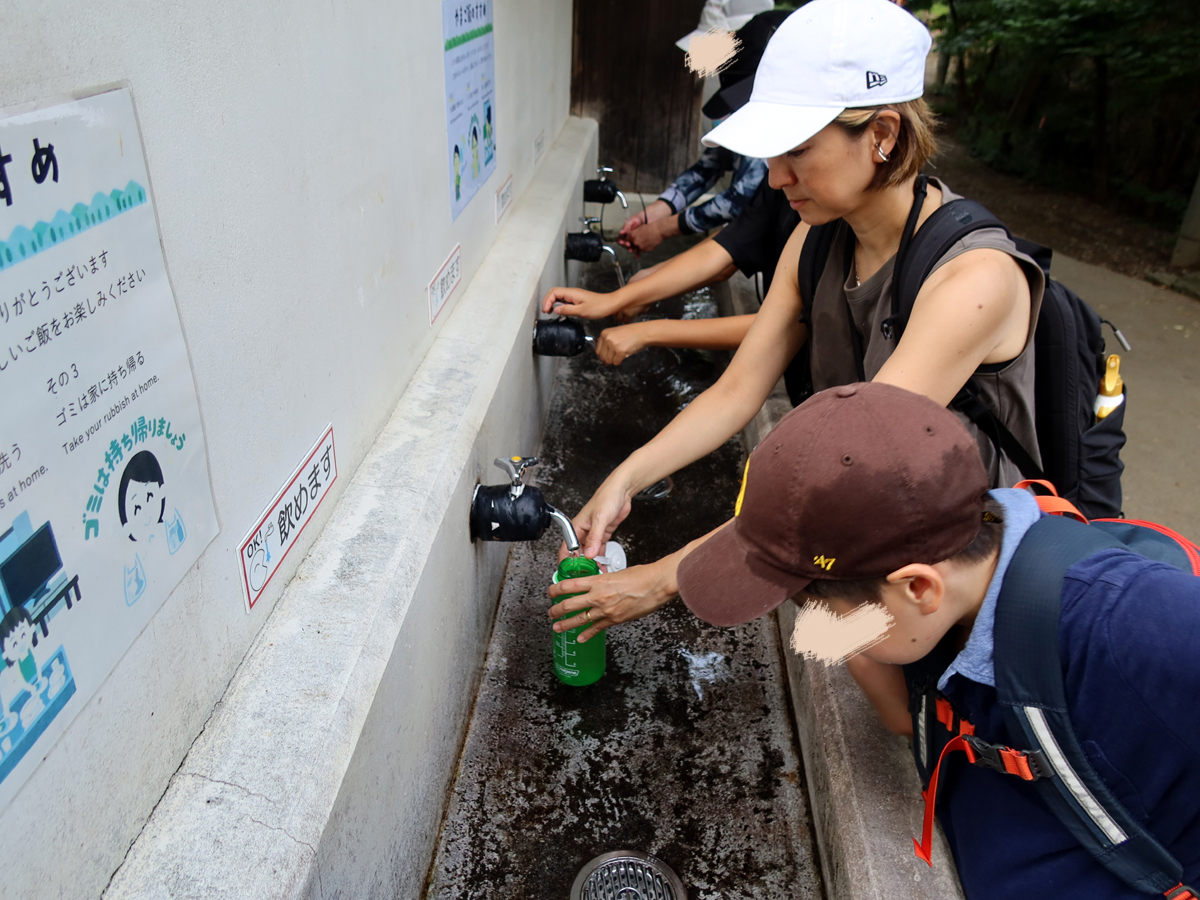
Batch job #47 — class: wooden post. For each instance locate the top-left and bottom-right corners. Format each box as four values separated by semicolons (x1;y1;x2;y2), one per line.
1172;167;1200;268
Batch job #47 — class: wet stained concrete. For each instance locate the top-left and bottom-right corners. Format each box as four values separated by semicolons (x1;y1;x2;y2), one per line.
423;252;822;899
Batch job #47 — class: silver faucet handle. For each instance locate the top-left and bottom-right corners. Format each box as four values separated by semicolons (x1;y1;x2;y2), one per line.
493;456;537;485
595;166;614;176
579;215;602;232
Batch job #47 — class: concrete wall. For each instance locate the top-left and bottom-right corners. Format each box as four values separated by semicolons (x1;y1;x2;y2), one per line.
0;2;574;897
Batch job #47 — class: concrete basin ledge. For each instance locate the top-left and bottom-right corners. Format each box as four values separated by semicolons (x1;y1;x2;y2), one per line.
104;118;599;900
725;272;966;900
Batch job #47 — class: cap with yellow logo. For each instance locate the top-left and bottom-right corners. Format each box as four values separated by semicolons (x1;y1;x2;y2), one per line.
677;382;988;626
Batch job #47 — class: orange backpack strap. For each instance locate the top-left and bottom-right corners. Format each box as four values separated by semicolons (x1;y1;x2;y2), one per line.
913;731;1051;867
1014;479;1089;523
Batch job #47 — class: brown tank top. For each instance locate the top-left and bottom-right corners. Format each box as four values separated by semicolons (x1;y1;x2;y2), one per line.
807;179;1045;487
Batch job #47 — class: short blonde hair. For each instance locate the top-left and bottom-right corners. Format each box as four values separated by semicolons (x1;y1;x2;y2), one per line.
834;99;938;189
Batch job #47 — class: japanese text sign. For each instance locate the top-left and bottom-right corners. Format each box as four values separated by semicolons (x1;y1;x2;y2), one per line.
238;425;337;613
0;87;218;809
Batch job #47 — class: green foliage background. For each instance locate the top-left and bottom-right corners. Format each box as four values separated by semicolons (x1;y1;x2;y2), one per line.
913;0;1200;227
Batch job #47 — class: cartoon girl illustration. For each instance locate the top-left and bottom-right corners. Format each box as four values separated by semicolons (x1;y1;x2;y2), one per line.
453;144;462;201
483;104;495;164
118;450;187;605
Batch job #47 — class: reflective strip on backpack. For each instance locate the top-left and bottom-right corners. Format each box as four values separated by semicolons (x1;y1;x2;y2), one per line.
918;694;927;769
1023;706;1127;845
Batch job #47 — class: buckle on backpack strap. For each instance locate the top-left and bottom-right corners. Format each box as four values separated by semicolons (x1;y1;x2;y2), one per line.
963;734;1052;781
1165;885;1198;900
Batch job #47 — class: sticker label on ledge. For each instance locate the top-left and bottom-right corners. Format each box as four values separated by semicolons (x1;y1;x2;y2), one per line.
238;424;337;614
494;174;513;223
428;243;462;324
0;86;219;809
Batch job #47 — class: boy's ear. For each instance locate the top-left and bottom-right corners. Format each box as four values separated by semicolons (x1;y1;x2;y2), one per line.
885;563;944;614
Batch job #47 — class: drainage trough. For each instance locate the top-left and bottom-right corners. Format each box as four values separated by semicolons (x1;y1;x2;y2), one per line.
423;254;822;899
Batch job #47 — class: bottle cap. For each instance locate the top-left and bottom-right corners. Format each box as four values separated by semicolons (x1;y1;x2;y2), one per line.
1101;354;1123;397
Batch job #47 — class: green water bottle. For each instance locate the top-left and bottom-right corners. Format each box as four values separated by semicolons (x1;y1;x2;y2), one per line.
552;555;605;686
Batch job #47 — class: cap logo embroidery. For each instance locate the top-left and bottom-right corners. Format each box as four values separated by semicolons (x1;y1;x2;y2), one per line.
734;458;751;516
866;71;888;90
813;555;836;571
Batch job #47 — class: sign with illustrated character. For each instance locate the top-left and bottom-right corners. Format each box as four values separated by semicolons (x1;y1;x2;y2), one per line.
0;87;218;808
443;0;497;220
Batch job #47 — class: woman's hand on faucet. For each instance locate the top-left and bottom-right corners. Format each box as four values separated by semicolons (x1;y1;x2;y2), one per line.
547;556;679;643
594;323;650;365
540;286;624;319
564;475;636;560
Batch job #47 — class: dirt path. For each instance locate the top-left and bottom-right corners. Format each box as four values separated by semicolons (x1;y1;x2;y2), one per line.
927;135;1179;281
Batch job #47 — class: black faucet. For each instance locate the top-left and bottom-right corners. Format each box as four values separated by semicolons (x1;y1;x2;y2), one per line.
469;457;580;552
583;166;628;208
532;317;593;357
564;217;625;286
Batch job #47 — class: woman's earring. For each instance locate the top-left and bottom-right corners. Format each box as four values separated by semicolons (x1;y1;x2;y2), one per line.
876;144;890;162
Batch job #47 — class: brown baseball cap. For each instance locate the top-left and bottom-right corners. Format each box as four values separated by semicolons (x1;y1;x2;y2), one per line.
677;382;989;626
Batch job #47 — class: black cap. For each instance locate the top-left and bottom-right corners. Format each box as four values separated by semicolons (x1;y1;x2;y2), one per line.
702;9;792;121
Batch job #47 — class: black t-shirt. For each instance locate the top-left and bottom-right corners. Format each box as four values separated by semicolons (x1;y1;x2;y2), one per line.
713;182;800;295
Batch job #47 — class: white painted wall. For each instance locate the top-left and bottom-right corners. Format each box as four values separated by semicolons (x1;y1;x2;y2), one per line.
0;2;572;896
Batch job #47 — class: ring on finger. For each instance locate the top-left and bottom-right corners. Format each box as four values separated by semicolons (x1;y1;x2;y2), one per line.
585;609;593;623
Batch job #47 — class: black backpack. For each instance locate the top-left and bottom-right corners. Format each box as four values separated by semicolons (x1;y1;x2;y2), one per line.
906;493;1200;898
786;176;1129;519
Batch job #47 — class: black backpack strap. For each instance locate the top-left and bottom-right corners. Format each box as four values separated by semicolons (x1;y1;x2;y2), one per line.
796;220;840;318
890;197;1009;337
784;220;842;406
995;515;1187;895
952;380;1046;481
889;196;1046;478
881;173;930;340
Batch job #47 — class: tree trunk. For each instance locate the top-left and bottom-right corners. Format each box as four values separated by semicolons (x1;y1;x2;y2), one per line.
971;45;1001;113
955;54;970;116
1092;55;1109;202
1172;166;1200;268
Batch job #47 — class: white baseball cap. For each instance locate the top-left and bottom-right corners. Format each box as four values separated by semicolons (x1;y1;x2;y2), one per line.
702;0;932;158
676;0;775;52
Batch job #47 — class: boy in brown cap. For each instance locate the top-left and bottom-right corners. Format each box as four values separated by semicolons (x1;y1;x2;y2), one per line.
674;381;1200;900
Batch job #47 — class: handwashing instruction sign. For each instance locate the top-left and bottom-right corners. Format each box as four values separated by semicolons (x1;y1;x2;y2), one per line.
443;0;497;220
0;87;218;808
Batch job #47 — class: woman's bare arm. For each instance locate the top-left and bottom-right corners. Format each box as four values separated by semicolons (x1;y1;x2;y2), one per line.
568;220;811;558
540;236;739;319
593;315;755;365
874;247;1031;404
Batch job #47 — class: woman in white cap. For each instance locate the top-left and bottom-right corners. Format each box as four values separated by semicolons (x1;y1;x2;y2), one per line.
549;0;1045;640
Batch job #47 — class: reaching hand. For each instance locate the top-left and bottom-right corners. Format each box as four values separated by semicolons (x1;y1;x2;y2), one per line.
620;218;672;256
618;200;673;244
563;477;635;560
540;286;622;319
595;323;650;366
548;558;677;643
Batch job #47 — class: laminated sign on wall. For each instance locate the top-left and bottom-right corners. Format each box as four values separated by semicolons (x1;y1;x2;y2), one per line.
0;87;218;809
444;0;497;220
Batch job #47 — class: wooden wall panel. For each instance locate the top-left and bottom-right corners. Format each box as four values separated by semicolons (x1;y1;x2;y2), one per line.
571;0;707;194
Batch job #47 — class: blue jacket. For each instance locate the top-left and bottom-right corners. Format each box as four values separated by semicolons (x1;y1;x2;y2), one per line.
657;147;767;235
937;549;1200;898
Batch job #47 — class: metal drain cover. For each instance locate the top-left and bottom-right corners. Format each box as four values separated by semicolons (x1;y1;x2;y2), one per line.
571;850;686;900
